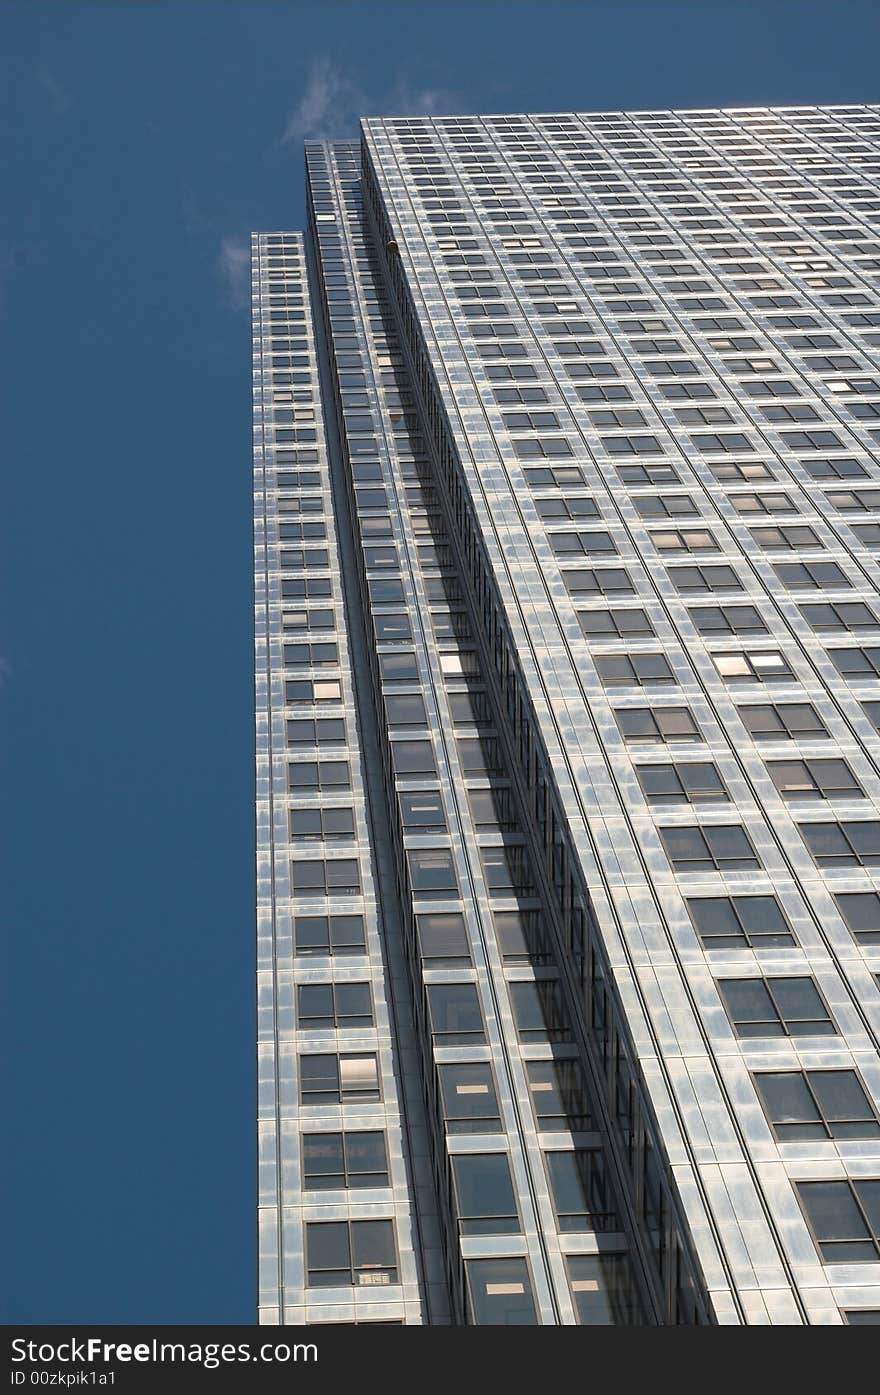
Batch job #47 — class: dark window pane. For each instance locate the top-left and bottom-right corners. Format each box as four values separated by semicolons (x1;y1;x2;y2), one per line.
306;1221;350;1286
416;912;470;964
452;1154;520;1235
427;983;484;1042
438;1062;501;1134
350;1219;398;1284
466;1258;538;1325
566;1254;643;1325
546;1149;614;1231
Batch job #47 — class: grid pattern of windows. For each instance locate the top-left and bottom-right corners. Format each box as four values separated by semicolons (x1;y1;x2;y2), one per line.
258;105;880;1327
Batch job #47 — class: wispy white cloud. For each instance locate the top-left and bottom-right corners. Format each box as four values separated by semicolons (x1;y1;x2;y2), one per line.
281;56;363;144
216;236;250;310
35;63;72;117
280;57;467;144
381;76;463;120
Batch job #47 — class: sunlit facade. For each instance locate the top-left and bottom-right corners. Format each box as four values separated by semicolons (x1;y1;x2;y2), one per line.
254;106;880;1325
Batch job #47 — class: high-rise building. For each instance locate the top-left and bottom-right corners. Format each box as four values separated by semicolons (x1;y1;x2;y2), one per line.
253;106;880;1326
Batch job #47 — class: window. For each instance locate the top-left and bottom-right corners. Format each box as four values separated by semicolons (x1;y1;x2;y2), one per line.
535;497;599;522
602;434;663;455
800;601;879;632
427;983;484;1044
796;1180;880;1263
652;528;719;553
713;650;794;683
776;562;852;591
566;1254;642;1325
486;362;537;380
690;432;753;452
449;689;493;726
391;739;436;776
296;981;373;1030
416;912;471;964
452;1154;520;1235
738;702;828;740
407;848;458;897
285;678;343;705
576;382;632;402
674;406;734;426
299;1052;380;1106
589;407;647;429
293;914;366;957
549;529;616;556
513;437;574;459
799;820;880;867
287;717;346;747
761;403;820;424
753;1071;879;1141
767;758;862;800
283;640;338;667
493;907;551;962
525;1058;592;1131
457;735;504;776
282;606;333;633
302;1131;389;1189
730;491;796;515
780;430;844;450
708;460;775;483
494;386;548;404
659;381;716;401
595;653;675;687
801;456;868;481
399;789;446;829
290;850;360;895
289;807;355;841
373;613;412;641
288;760;350;791
504;409;560;430
524;464;587;487
467;780;516;831
438;1062;502;1134
828;646;880;680
646;359;698;377
579;608;653;638
378;651;420;682
659;824;760;871
509;979;571;1042
827;487;880;512
636;761;727;804
718;976;835;1038
686;895;794;949
305;1219;398;1288
834;891;880;946
385;693;428;726
615;706;700;743
546;1149;615;1231
689;604;766;635
668;564;742;592
562;566;633;596
465;1258;537;1325
634;494;699;519
616;458;681;486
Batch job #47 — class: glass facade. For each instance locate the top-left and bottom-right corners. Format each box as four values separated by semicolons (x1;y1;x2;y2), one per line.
254;106;880;1325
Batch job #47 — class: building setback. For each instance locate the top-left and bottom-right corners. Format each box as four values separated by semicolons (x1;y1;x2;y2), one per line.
253;107;880;1325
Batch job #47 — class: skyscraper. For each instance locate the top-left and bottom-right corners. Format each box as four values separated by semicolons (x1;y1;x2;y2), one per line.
254;106;880;1326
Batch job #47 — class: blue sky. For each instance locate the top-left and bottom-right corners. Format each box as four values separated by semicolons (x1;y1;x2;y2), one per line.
3;0;879;1325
